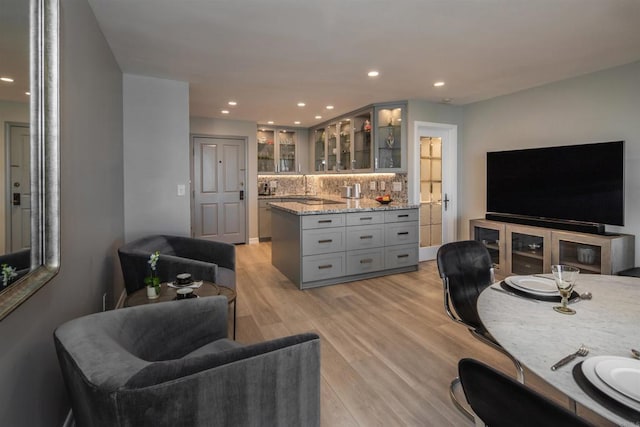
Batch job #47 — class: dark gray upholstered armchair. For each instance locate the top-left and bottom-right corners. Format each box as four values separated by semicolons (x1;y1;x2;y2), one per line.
118;235;235;294
0;248;31;283
54;297;321;427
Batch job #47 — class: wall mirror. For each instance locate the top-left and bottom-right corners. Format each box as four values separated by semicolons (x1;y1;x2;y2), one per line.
0;0;59;320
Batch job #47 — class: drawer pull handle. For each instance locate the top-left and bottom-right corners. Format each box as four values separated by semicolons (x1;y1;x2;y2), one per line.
318;220;332;223
360;235;373;239
318;264;333;269
318;239;333;243
360;217;373;221
397;232;409;235
397;254;409;258
360;258;373;264
398;214;409;218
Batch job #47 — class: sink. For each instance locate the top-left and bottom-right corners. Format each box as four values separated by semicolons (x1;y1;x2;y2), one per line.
299;198;344;205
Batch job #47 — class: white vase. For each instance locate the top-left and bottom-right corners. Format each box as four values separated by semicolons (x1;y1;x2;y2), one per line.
146;286;159;299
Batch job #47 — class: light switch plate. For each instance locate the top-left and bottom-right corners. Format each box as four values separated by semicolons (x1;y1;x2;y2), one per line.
369;181;377;190
380;181;386;191
269;180;277;189
392;181;402;192
177;184;186;196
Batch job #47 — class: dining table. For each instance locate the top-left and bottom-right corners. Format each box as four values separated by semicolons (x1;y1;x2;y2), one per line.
477;274;640;426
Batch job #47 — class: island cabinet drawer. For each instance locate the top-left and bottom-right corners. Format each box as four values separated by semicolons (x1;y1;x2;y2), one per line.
302;253;346;282
302;228;346;255
385;244;419;269
385;222;419;246
346;248;385;275
385;209;419;223
302;214;345;230
346;225;385;251
346;211;385;226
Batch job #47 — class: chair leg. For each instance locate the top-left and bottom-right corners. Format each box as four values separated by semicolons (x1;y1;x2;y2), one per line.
449;376;475;422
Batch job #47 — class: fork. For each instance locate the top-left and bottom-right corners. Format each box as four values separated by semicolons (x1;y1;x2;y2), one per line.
550;345;589;371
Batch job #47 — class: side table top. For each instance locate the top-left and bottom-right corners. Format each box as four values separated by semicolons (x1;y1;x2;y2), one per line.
124;281;236;307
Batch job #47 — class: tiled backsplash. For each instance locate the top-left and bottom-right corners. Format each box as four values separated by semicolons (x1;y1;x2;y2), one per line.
257;173;408;202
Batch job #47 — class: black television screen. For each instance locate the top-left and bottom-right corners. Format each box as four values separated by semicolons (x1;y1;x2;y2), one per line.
486;141;624;226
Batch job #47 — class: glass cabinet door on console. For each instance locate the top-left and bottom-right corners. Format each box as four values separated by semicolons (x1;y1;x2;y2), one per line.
257;128;275;173
470;219;506;274
505;225;551;275
375;103;407;172
550;230;632;275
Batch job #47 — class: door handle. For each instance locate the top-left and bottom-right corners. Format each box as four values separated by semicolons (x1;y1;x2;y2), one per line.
239;190;244;200
444;193;450;211
13;193;20;206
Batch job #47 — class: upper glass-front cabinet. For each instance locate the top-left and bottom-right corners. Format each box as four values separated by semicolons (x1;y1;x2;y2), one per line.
257;126;298;173
375;103;407;172
311;108;373;173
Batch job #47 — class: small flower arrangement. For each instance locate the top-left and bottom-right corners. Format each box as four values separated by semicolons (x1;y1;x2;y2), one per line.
1;263;18;288
144;251;161;296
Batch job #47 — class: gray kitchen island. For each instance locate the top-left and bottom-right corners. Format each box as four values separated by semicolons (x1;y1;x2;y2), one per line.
270;197;420;289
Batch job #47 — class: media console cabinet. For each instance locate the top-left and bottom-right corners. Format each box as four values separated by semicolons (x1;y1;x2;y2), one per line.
470;218;635;276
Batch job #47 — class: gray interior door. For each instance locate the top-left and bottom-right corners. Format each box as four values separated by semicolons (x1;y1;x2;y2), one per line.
192;136;246;244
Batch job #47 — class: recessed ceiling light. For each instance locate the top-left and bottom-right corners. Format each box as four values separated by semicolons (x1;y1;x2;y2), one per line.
0;77;14;83
326;105;334;110
228;101;237;106
294;121;301;125
315;115;322;119
25;91;30;96
297;102;306;107
367;71;379;77
221;110;230;114
442;98;452;103
267;121;274;125
434;81;445;87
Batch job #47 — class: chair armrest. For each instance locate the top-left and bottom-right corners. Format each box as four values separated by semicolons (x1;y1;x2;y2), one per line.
165;235;235;271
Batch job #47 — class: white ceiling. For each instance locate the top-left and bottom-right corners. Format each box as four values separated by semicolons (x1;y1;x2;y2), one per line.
4;1;640;127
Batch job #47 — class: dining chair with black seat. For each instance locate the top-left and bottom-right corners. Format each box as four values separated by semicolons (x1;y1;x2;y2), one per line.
436;239;524;420
458;358;594;427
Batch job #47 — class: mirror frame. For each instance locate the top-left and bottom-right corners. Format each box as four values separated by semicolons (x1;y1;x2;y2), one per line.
0;0;59;321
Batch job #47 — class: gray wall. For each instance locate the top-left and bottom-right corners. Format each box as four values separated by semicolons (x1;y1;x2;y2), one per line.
460;60;640;265
0;0;124;425
123;74;190;242
190;116;258;241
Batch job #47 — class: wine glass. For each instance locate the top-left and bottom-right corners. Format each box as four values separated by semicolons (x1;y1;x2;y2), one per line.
551;264;580;315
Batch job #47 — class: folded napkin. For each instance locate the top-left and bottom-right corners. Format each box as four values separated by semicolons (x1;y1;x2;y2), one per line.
167;280;203;289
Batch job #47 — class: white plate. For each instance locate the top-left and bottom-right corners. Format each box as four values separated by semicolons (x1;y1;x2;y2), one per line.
595;357;640;402
505;275;559;295
582;356;640;411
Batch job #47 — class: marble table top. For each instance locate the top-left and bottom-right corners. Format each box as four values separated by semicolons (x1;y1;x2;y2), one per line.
268;196;418;215
478;274;640;426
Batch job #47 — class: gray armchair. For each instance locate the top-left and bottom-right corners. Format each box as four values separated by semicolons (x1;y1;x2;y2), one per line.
118;235;236;294
54;297;321;427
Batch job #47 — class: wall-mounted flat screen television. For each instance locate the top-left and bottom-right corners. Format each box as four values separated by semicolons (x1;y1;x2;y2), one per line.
486;141;624;227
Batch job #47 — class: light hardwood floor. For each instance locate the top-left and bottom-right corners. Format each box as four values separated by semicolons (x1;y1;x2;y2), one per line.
234;242;613;426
